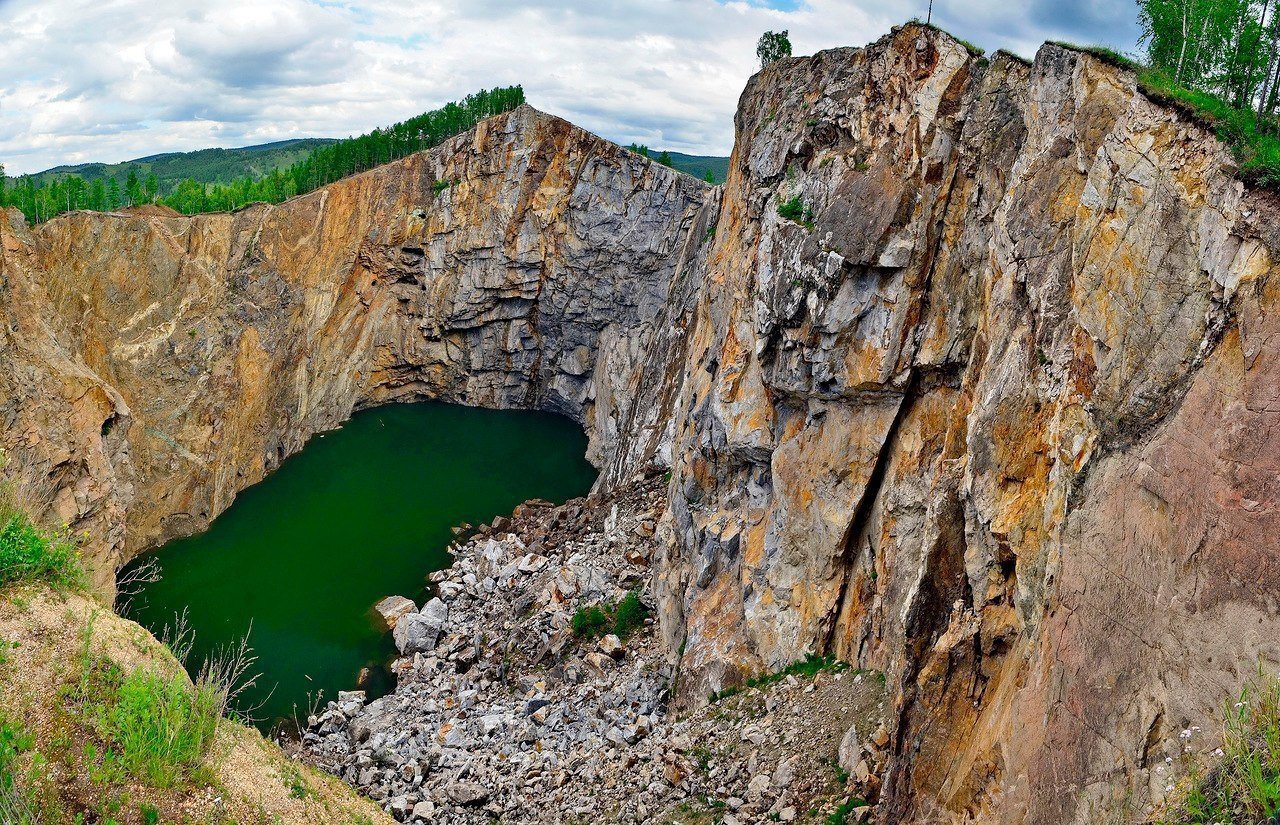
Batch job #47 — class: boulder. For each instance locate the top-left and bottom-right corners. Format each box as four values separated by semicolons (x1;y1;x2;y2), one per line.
373;595;417;630
837;723;862;776
598;634;625;658
392;600;448;655
445;780;489;805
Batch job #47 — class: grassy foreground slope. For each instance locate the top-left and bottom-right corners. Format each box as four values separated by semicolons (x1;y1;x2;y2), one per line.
0;492;387;824
0;587;390;824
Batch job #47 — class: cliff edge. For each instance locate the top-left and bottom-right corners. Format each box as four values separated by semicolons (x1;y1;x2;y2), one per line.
3;23;1280;823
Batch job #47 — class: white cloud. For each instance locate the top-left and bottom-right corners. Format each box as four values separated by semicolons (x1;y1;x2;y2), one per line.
0;0;1141;175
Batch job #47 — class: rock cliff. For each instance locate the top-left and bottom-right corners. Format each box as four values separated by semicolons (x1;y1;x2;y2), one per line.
0;105;706;590
4;23;1280;823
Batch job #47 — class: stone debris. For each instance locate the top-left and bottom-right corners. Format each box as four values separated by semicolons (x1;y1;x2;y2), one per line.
374;596;418;630
300;475;887;823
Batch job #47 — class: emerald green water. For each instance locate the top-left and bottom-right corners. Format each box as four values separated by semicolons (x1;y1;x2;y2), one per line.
121;402;596;732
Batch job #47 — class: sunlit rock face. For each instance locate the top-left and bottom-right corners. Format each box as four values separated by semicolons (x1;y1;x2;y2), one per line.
622;24;1280;823
4;22;1280;822
0;105;708;588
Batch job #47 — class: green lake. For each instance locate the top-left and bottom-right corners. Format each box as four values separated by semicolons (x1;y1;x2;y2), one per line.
121;402;596;732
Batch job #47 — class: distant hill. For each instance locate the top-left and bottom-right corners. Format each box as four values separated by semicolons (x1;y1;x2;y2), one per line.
30;138;338;193
26;140;731;194
660;151;730;184
623;144;730;184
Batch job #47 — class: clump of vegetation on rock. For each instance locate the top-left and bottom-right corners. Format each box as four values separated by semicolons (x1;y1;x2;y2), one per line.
0;488;84;591
570;604;610;638
570;589;651;641
710;653;854;702
1159;666;1280;824
777;194;815;229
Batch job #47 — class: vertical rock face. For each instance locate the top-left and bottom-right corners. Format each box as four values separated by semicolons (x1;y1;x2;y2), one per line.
0;106;707;588
637;24;1280;824
4;23;1280;822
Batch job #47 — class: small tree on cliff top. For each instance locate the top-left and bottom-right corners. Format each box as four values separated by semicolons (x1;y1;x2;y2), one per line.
757;30;792;68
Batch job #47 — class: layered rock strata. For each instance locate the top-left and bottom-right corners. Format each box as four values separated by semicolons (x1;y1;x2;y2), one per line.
0;105;706;590
4;22;1280;823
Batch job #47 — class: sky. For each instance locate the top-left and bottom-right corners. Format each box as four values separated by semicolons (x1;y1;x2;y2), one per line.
0;0;1143;175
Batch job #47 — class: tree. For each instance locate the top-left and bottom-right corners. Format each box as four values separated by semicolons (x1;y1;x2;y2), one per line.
0;163;6;206
1138;0;1279;110
657;150;674;167
124;169;141;206
757;30;792;68
703;169;716;183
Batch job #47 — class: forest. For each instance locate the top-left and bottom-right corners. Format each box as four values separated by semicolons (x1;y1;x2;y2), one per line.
1133;0;1280;183
0;86;526;224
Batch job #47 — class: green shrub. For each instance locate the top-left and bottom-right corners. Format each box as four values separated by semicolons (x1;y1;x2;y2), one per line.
571;590;651;641
432;178;452;195
1160;667;1280;824
0;505;84;591
612;589;649;640
570;605;609;639
777;195;805;222
76;660;222;789
825;795;868;825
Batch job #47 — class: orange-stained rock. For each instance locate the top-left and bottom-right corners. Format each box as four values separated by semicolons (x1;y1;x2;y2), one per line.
4;22;1280;824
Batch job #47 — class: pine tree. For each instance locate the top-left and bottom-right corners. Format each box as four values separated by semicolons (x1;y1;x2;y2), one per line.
703;169;716;183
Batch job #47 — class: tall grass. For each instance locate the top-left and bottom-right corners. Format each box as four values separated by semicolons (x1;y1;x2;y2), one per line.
0;490;84;590
70;612;260;789
84;665;221;788
0;720;39;824
1160;667;1280;824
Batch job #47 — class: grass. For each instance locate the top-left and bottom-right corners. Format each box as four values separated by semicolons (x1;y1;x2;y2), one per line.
62;615;227;790
825;795;868;825
570;589;651;641
1049;41;1141;72
0;719;42;824
85;665;221;788
1136;71;1280;188
709;653;853;702
1159;666;1280;824
1049;42;1280;189
0;494;85;591
907;19;985;56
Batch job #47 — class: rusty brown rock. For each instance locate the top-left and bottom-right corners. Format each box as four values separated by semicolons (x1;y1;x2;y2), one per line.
5;22;1280;824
